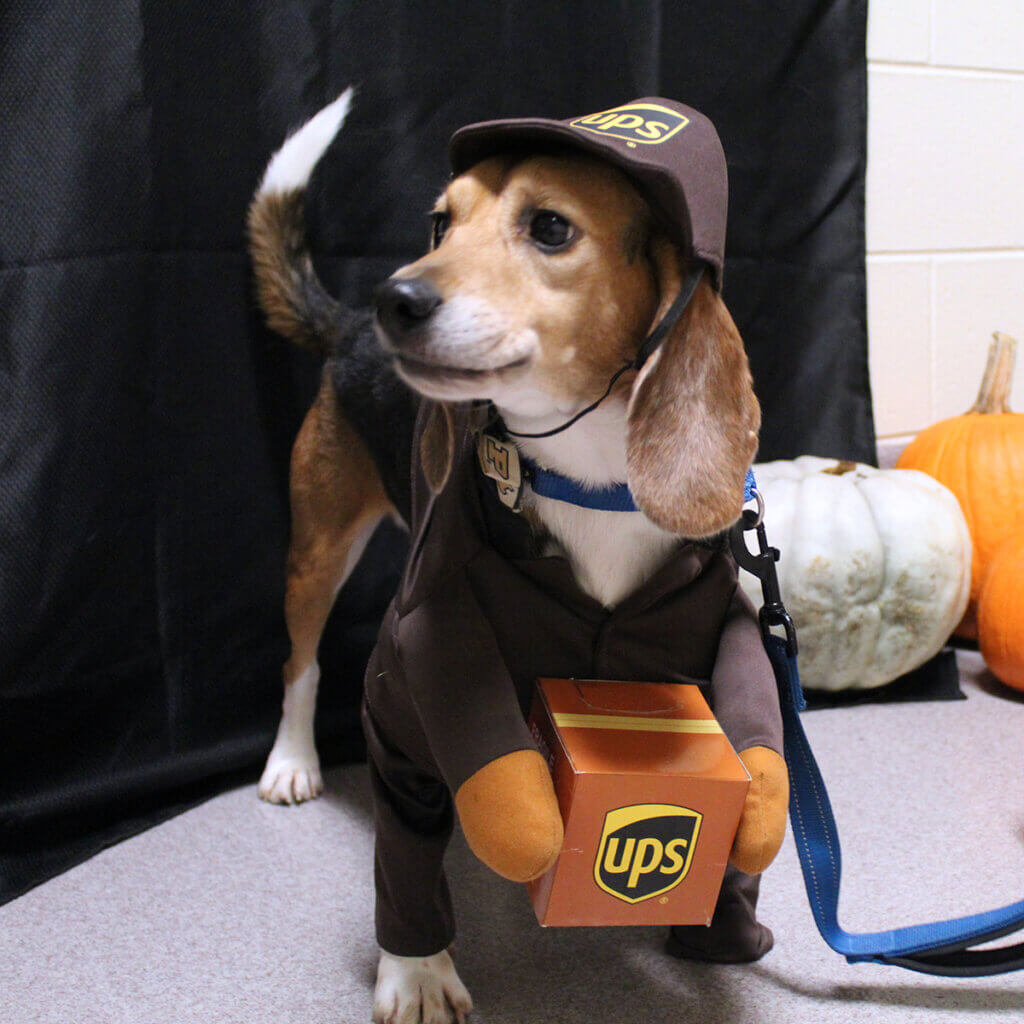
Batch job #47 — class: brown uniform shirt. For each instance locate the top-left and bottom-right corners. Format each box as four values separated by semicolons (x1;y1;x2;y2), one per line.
362;404;782;955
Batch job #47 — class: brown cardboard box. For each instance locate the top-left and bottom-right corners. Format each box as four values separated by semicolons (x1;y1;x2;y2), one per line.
526;678;750;927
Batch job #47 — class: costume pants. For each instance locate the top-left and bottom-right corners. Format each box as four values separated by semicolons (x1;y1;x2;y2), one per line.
363;698;457;957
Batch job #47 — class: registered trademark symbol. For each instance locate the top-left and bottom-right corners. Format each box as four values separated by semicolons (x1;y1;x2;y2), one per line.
627;142;637;148
659;897;669;904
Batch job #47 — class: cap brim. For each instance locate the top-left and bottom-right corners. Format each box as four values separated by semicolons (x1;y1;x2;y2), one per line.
451;117;622;176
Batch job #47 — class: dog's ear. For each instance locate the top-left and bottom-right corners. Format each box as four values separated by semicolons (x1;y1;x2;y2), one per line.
626;236;760;537
420;401;456;493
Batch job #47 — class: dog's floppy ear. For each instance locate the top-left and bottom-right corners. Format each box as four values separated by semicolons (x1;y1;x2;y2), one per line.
626;236;760;537
420;401;456;493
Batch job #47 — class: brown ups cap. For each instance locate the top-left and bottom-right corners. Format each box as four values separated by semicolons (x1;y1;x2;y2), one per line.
449;98;728;290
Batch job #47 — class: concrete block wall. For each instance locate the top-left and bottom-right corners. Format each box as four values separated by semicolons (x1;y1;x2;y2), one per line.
866;1;1024;451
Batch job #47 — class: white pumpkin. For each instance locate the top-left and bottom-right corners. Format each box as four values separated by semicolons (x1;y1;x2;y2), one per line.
738;456;972;691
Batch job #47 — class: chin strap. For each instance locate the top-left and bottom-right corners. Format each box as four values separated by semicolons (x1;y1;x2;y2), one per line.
631;261;706;371
732;478;1024;977
504;262;707;440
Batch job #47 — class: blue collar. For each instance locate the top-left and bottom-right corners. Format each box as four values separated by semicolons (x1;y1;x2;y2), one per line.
520;455;638;512
520;457;758;514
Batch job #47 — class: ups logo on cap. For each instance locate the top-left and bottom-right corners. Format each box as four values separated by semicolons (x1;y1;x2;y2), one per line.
594;804;702;904
570;103;689;145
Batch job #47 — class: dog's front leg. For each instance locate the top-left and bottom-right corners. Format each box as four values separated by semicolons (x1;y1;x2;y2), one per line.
372;949;472;1024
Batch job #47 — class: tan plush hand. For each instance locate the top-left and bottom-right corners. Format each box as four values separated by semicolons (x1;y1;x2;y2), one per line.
454;749;564;882
729;745;789;876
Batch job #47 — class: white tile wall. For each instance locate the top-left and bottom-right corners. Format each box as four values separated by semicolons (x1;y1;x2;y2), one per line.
866;257;932;434
865;1;1024;439
932;256;1024;417
933;0;1024;74
866;70;1024;254
866;0;930;64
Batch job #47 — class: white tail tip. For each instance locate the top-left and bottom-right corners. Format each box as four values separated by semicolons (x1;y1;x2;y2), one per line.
259;87;354;195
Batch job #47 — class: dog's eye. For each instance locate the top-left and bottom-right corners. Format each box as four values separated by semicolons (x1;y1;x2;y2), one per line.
430;211;450;250
529;210;573;250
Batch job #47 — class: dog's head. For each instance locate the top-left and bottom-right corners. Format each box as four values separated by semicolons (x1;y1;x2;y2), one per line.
374;149;759;538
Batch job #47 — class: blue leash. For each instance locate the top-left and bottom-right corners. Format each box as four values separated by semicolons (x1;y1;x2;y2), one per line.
733;479;1024;977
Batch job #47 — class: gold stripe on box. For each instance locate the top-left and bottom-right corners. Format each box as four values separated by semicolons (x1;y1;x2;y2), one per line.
552;713;723;734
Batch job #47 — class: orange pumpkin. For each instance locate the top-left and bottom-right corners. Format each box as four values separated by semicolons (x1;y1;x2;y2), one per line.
977;533;1024;692
896;332;1024;639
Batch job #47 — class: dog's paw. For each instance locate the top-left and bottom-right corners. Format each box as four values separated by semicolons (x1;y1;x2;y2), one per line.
372;949;473;1024
257;746;324;805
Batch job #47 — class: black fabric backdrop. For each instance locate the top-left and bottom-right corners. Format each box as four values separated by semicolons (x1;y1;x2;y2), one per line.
0;1;872;905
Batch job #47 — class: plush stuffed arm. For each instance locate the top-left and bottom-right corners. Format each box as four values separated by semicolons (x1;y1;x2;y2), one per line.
398;576;563;881
455;750;563;882
730;745;789;875
711;587;789;875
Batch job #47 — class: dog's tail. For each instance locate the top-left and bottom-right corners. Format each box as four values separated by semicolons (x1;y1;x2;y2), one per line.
247;89;354;354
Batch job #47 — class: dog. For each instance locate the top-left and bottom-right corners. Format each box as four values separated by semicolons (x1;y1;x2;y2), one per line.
248;92;788;1024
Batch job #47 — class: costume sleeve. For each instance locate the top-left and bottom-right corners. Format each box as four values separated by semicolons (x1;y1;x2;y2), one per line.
394;568;537;795
709;586;783;756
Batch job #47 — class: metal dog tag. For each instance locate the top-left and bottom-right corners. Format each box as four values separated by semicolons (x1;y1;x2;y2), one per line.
476;432;523;511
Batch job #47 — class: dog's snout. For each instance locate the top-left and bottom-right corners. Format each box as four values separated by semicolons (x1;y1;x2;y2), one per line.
374;277;442;338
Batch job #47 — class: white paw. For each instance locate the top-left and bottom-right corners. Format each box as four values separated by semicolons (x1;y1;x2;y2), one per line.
259;663;323;805
257;746;323;804
372;949;473;1024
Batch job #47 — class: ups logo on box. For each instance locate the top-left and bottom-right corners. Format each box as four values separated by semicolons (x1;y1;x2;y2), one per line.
594;804;702;904
570;103;689;145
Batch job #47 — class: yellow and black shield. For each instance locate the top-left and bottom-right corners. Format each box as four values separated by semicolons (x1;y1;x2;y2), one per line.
570;103;689;145
594;804;702;904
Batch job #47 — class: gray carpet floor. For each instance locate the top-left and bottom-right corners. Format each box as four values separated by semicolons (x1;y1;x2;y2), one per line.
4;651;1024;1024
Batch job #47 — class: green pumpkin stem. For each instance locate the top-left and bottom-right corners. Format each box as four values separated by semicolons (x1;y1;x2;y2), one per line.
967;332;1017;415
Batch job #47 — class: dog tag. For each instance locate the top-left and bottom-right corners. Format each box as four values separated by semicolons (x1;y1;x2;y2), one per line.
476;432;523;511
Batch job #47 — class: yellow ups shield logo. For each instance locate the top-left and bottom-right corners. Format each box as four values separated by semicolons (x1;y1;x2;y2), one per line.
570;103;689;145
594;804;701;904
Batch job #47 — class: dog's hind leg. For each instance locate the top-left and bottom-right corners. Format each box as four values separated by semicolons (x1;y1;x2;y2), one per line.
259;375;394;804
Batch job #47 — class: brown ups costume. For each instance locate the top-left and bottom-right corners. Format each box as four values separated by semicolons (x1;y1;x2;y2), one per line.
361;99;784;961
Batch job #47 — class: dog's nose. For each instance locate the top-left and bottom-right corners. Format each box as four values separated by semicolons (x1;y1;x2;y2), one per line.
374;277;443;338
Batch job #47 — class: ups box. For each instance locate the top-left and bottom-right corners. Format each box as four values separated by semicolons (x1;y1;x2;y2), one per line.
526;678;750;927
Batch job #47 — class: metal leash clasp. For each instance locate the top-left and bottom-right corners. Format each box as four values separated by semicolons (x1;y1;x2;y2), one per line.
729;493;798;658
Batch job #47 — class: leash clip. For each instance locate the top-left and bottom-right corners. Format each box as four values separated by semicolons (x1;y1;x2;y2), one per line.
730;504;798;658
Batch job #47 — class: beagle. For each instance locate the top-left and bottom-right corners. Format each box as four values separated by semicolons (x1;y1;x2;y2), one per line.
248;93;786;1024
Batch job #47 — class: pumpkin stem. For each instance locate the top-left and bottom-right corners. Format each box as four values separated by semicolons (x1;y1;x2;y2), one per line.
967;332;1017;414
